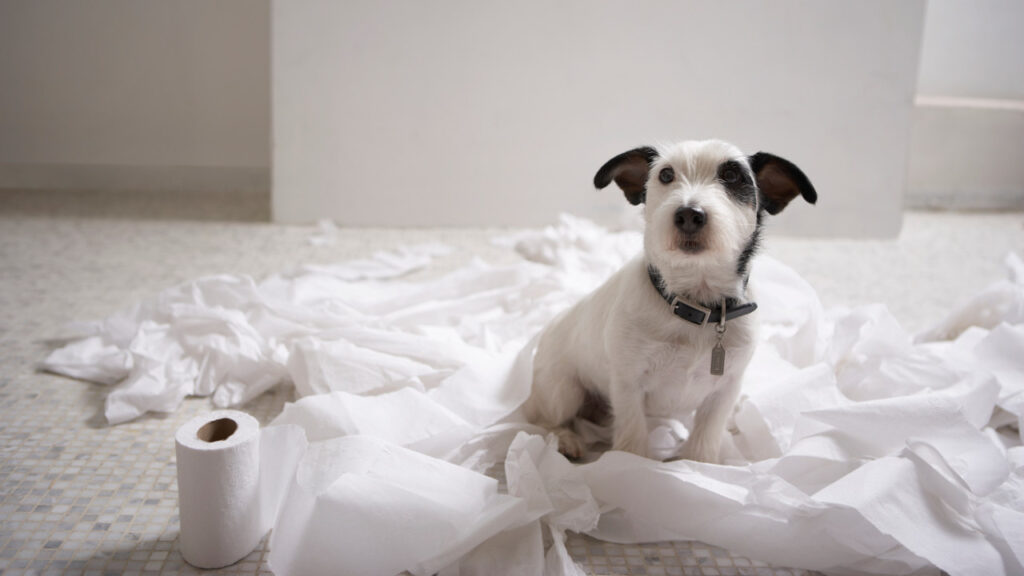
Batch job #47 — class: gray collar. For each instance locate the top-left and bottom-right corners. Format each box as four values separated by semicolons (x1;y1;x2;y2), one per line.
647;265;757;327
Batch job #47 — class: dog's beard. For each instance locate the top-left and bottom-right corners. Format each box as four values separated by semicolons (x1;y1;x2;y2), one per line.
660;220;718;258
646;195;757;288
673;230;707;254
646;212;756;302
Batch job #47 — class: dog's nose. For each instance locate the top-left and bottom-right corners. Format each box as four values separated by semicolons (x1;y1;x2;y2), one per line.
674;206;706;234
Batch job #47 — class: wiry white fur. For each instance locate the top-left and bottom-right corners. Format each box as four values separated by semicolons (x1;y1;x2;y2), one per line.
645;140;759;305
524;139;761;463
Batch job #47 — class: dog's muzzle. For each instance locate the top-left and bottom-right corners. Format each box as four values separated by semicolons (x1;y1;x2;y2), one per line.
673;206;707;252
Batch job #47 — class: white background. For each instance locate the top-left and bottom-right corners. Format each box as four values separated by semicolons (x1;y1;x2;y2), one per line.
0;0;269;192
272;0;925;237
917;0;1024;100
2;1;1021;233
906;0;1024;209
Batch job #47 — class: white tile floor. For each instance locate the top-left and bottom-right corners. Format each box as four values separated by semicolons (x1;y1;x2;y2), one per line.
1;190;1022;575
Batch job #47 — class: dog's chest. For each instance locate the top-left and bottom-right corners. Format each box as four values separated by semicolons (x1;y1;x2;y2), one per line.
640;339;701;376
638;337;711;388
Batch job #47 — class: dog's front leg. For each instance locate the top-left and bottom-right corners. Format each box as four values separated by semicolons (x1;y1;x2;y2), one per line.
609;375;649;458
679;376;743;463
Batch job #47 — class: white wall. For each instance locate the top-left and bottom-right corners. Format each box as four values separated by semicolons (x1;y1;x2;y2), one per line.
0;0;270;192
917;0;1024;100
906;102;1024;209
273;1;925;236
906;0;1024;209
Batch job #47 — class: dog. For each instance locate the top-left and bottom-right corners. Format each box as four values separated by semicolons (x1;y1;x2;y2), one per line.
523;139;817;463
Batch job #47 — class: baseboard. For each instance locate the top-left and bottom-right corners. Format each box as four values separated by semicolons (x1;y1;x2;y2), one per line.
906;96;1024;210
0;163;269;194
905;189;1024;210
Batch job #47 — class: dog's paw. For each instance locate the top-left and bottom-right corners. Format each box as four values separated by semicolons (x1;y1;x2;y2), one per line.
554;427;585;461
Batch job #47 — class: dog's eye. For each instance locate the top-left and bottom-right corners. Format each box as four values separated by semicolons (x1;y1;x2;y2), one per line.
721;168;739;184
658;167;675;184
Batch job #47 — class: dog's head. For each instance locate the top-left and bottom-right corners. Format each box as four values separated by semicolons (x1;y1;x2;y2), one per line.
594;140;816;299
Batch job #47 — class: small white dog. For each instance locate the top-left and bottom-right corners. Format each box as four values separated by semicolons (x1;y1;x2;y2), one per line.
524;140;817;463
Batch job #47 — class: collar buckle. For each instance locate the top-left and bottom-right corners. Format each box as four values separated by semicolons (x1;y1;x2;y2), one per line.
649;263;757;327
669;295;712;327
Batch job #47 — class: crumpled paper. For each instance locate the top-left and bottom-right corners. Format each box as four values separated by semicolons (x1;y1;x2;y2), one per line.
43;214;1024;575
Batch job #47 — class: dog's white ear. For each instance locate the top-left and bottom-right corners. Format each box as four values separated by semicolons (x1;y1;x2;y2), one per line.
594;147;659;205
748;152;818;215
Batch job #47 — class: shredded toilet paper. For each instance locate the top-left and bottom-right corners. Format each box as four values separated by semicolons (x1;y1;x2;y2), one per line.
43;215;1024;576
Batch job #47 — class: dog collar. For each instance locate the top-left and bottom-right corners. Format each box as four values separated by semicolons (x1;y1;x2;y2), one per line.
647;265;758;327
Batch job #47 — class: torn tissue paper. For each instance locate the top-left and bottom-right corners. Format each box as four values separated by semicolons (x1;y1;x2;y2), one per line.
44;215;1024;576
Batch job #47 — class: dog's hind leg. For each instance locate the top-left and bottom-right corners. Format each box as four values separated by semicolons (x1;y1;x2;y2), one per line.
523;364;587;459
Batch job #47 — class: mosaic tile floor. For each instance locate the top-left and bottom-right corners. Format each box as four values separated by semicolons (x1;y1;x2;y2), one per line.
1;190;1022;575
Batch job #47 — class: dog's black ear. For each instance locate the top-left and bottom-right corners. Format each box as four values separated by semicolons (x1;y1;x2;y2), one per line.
594;146;659;205
748;152;818;215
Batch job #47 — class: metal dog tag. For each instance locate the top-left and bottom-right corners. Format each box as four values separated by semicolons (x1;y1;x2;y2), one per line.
710;301;727;376
710;341;726;375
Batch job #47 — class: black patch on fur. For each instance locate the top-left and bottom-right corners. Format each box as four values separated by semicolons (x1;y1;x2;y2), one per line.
736;209;764;282
593;146;659;205
577;389;612;426
717;159;757;207
748;152;818;215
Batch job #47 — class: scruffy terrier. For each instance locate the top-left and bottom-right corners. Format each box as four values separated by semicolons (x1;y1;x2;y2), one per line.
524;140;817;462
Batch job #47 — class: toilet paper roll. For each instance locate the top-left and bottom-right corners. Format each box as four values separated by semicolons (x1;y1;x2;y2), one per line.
175;410;304;569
